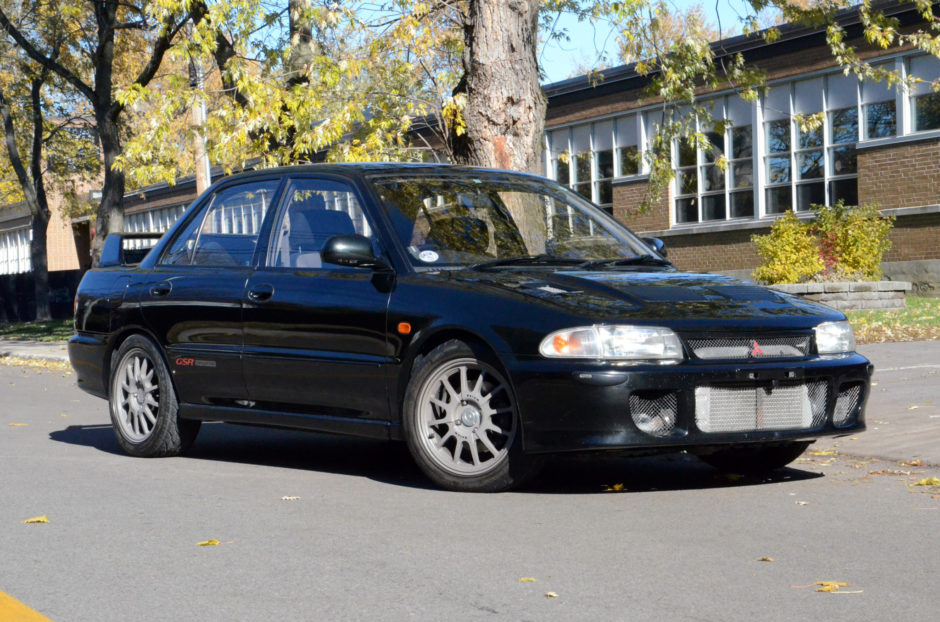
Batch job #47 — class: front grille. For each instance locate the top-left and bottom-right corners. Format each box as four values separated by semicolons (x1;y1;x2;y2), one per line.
687;336;811;360
694;381;828;433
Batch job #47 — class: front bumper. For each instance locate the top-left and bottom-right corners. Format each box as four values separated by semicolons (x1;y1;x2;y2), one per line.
510;353;871;454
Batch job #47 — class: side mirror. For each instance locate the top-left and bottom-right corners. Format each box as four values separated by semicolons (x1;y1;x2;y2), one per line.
642;237;667;258
321;234;392;271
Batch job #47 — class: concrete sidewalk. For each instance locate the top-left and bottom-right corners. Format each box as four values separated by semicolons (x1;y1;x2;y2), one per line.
0;338;69;362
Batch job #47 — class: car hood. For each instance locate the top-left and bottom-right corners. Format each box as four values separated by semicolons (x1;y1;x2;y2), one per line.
454;268;842;330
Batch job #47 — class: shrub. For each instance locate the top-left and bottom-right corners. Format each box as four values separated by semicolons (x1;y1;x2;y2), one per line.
752;202;895;284
752;211;823;284
812;201;894;281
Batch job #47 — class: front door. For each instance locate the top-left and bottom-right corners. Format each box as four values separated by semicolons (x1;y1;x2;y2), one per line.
139;178;282;405
242;176;394;437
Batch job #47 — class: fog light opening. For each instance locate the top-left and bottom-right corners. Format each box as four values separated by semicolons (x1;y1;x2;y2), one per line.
833;383;863;428
629;391;679;437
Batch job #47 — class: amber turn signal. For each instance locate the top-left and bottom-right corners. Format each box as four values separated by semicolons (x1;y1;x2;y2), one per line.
397;322;412;335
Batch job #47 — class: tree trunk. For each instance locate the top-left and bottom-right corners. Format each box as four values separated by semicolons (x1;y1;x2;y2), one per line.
451;0;546;174
30;209;51;321
91;114;126;266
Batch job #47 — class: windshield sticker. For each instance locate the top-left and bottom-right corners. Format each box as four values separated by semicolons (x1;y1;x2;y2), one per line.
418;250;440;263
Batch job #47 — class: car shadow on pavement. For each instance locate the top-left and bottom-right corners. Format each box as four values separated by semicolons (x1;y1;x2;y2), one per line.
526;452;823;494
49;422;823;493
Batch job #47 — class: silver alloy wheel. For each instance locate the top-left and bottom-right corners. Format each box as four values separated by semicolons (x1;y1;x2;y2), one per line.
113;351;160;442
416;357;516;477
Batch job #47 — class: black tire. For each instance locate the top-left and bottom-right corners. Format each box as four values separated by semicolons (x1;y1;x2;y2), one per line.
402;340;540;492
698;441;812;474
108;335;200;457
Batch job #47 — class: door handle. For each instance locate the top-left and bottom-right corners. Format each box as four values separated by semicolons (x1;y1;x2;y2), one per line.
247;283;275;302
150;281;171;297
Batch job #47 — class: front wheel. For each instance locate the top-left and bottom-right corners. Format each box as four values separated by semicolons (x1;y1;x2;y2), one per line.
109;335;200;457
403;340;539;492
698;441;812;474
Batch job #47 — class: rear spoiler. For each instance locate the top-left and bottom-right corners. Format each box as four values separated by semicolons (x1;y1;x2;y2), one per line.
99;232;165;267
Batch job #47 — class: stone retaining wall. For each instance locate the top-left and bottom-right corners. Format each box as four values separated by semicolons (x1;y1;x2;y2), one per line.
769;281;912;311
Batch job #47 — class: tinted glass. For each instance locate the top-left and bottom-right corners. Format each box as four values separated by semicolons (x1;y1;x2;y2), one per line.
732;126;752;159
555;158;570;184
830;107;858;144
269;179;374;269
765;186;792;214
915;93;940;131
766;120;790;153
162;180;279;266
866;101;896;138
619;146;639;175
730;191;754;218
597;150;614;178
675;197;697;223
371;176;654;266
702;195;725;221
796;181;824;211
829;178;859;206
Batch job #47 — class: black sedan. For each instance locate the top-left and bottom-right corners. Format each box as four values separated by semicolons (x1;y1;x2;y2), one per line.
69;164;870;491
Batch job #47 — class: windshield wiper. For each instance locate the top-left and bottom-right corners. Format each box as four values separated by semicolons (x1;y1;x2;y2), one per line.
469;254;587;270
578;255;672;269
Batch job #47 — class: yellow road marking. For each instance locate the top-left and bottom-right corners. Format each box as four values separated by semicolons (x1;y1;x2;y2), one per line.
0;589;52;621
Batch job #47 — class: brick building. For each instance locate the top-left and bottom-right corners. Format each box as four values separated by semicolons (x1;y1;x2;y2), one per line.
542;1;940;290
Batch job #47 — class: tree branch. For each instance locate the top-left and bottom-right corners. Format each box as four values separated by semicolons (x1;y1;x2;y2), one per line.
0;8;95;103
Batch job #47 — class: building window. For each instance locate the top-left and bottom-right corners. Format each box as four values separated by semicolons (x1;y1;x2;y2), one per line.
795;118;824;211
910;54;940;132
729;125;754;218
865;101;896;138
914;93;940;131
764;119;791;214
0;226;31;275
674;139;698;223
595;148;614;206
829;107;858;205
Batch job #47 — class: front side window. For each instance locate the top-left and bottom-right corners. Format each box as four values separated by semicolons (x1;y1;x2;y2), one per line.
268;179;375;269
161;180;279;266
371;175;655;267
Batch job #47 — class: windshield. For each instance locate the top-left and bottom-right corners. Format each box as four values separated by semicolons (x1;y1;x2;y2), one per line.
369;174;658;268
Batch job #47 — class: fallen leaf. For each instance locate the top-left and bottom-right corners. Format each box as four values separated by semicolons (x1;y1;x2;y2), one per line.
22;515;49;524
795;501;809;506
61;413;67;418
604;483;625;492
545;592;558;598
900;459;923;467
908;405;919;410
197;539;221;546
849;437;859;441
8;423;27;427
909;477;940;487
519;577;537;583
280;496;300;501
808;450;837;456
757;557;774;562
814;581;850;593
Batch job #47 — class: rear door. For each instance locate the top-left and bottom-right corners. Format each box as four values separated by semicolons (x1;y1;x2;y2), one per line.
241;176;394;435
139;178;282;405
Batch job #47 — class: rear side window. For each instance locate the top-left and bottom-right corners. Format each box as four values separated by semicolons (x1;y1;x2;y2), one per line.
161;180;280;266
268;178;376;269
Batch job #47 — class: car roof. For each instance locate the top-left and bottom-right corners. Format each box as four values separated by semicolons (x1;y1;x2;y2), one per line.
211;162;547;185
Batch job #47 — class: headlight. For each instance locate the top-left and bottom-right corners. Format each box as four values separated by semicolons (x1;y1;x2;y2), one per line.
539;325;683;363
815;320;856;354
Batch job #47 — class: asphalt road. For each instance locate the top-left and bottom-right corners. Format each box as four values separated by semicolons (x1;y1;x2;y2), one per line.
1;343;938;621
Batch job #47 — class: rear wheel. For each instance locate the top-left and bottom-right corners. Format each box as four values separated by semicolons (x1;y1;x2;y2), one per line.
698;441;811;474
109;335;200;457
403;340;539;492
